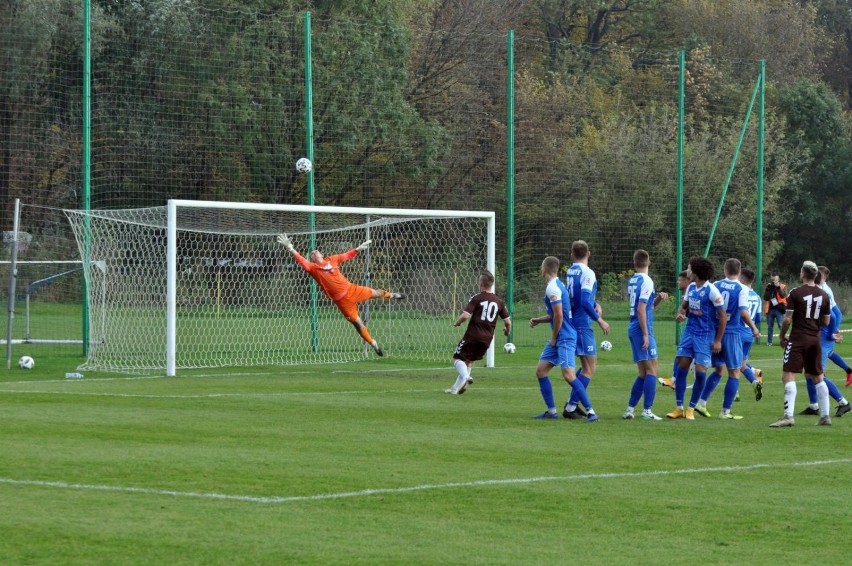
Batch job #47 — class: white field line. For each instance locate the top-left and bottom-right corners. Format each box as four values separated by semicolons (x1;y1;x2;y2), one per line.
0;355;808;400
0;388;464;399
0;354;787;388
1;458;850;505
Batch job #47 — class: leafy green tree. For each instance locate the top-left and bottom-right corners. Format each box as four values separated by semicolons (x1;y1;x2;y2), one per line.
0;0;65;223
775;79;852;279
662;0;829;83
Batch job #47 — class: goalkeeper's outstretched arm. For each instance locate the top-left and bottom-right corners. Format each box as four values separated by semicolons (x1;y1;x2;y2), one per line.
277;233;296;253
277;233;313;272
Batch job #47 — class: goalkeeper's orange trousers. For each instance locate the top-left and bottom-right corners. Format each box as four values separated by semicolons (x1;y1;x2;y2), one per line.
334;284;375;321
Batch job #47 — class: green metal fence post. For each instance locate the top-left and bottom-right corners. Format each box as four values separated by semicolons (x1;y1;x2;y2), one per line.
756;60;765;291
304;11;318;352
82;0;91;356
506;30;515;343
676;50;685;344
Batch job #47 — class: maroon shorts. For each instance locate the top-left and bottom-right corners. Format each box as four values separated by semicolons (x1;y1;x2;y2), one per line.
453;337;491;363
782;334;822;375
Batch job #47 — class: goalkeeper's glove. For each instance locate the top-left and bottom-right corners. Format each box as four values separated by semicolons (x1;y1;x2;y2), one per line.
356;239;372;252
277;233;294;252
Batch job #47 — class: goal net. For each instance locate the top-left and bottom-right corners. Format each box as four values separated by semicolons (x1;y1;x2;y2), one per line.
64;201;494;375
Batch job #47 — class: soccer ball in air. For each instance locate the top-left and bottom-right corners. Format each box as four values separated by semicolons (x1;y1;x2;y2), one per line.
600;340;613;352
503;342;517;354
295;157;312;173
18;355;35;369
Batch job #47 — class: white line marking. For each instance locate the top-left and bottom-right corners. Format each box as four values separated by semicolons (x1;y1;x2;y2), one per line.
2;458;850;505
0;388;458;399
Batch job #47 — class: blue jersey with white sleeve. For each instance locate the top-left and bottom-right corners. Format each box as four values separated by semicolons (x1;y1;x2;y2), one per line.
820;282;843;325
684;281;725;335
821;304;840;341
545;276;577;342
566;262;599;330
740;288;761;342
627;273;655;337
821;282;837;309
714;277;748;335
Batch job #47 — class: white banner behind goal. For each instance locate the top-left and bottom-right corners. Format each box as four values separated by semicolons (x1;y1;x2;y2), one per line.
64;200;495;375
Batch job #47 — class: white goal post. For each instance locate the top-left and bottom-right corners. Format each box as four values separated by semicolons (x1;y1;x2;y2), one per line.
65;200;495;376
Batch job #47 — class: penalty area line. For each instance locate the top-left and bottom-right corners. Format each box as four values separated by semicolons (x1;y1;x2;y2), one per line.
2;458;850;506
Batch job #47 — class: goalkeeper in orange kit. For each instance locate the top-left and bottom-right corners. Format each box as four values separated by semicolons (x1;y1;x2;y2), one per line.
277;233;403;356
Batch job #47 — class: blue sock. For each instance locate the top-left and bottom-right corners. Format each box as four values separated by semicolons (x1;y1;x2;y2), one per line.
742;365;755;384
570;378;593;412
689;371;707;408
722;377;739;410
674;365;689;406
806;377;817;405
701;371;722;403
825;377;842;401
830;352;852;373
538;377;555;411
643;374;657;410
569;371;591;406
628;377;644;408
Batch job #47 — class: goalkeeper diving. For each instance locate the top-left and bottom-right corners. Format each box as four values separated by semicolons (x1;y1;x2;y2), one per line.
277;233;403;356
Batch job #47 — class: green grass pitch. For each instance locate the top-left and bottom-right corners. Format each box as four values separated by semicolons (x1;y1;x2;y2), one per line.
2;322;851;564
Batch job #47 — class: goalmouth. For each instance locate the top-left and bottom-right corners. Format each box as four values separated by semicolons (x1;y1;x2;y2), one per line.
65;200;495;376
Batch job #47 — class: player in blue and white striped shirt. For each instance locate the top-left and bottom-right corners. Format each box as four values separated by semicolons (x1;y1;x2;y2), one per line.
694;259;760;419
529;256;597;421
622;250;667;421
736;268;765;400
562;241;610;419
818;266;852;387
667;257;727;420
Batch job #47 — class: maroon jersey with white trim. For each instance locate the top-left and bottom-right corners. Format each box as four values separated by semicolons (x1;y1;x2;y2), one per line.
461;291;510;344
787;284;830;340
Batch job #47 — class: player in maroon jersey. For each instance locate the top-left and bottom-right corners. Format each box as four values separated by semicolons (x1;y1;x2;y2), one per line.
769;261;832;427
445;271;512;394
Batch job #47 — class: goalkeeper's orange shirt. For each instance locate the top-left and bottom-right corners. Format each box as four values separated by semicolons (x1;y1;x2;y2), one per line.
293;249;359;302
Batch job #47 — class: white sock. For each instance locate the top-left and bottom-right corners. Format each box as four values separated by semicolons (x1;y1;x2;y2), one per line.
783;381;797;417
815;381;830;417
450;359;469;391
454;359;469;379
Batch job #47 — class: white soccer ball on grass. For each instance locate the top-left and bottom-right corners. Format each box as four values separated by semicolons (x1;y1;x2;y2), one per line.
503;342;516;354
600;340;613;352
295;157;312;173
18;355;35;369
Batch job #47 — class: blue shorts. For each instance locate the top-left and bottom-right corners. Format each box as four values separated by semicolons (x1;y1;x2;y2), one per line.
629;332;658;363
539;338;577;369
711;333;744;370
741;339;753;361
676;331;713;368
574;326;597;357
